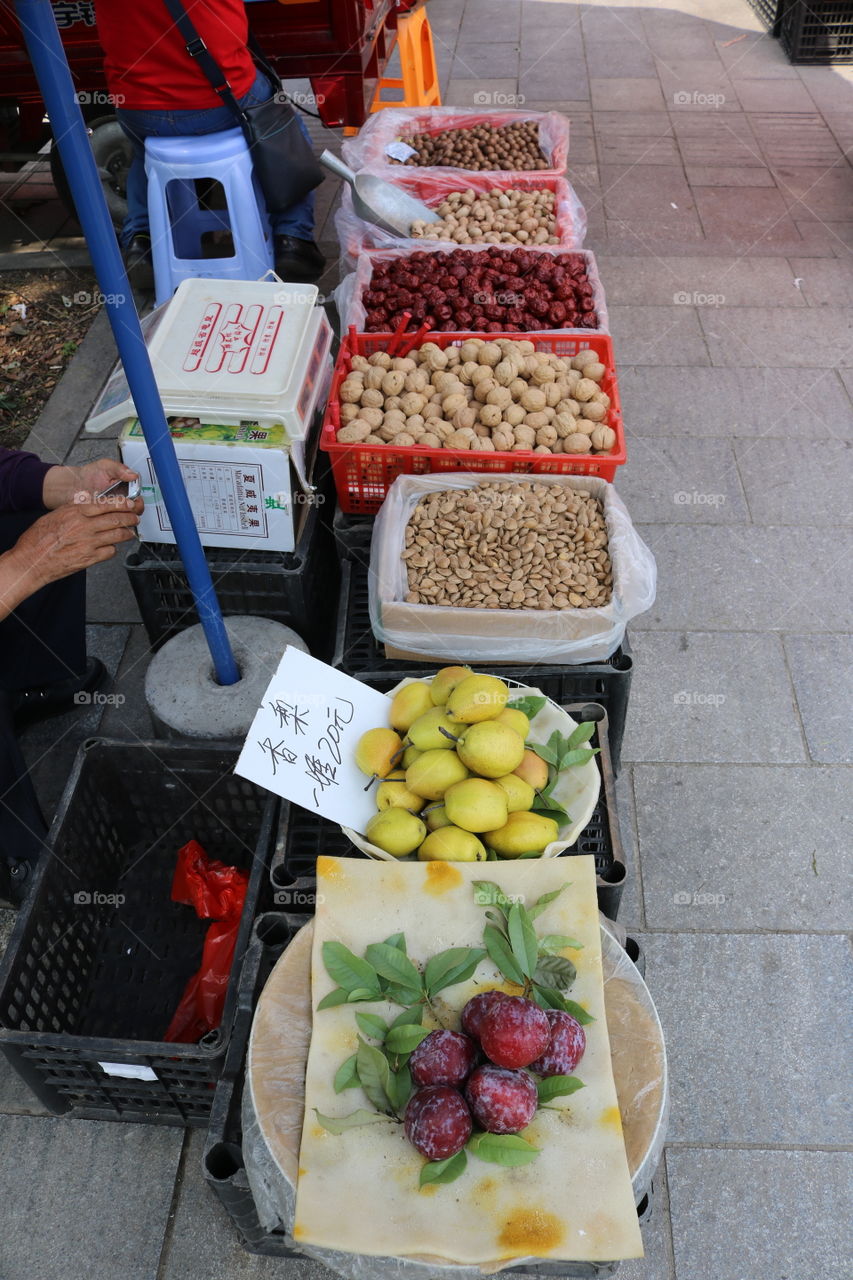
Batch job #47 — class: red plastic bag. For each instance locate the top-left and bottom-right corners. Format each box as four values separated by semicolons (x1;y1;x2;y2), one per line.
164;840;249;1044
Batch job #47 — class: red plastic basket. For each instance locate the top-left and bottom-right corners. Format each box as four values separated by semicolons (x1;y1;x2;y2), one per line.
321;331;626;514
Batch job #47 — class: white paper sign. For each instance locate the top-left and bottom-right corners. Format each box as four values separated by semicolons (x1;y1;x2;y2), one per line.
385;140;417;162
98;1062;158;1081
235;649;392;831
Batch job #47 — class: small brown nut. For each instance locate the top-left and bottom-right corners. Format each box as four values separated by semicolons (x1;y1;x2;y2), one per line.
574;378;599;403
478;342;502;367
524;411;550;431
337;422;371;443
583;401;607;422
474;377;499;404
508;378;529;400
400;392;427;416
591;425;617;451
384;395;404;412
470;364;494;387
513;425;536;447
391;356;416;373
359;406;384;428
459;340;482;363
381;370;406;396
445;429;473;450
404;369;430;393
367;351;392;369
536;425;558;447
340;403;359;424
492;428;514;451
458;360;481;385
406;414;426;433
575;418;597;436
478;437;496;451
519;388;547;412
486;385;512;410
478;403;503;429
544;381;564;408
493;359;516;386
584;362;606;383
558;398;581;418
339;379;364;404
421;432;441;448
452;406;477;431
531;364;557;385
350;355;370;373
443;392;469;417
364;366;386;390
363;433;385;444
504;403;526;427
564;433;591;453
360;388;385;409
394;432;416;447
572;349;598;370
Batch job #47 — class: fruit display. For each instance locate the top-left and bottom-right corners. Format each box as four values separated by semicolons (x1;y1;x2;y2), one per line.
336;338;617;455
402;482;612;609
410;187;560;245
352;668;601;861
393;120;549;170
359;247;599;332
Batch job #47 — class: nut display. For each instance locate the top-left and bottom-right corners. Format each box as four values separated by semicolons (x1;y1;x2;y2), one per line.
336;339;616;456
394;121;549;171
402;482;613;610
411;188;559;245
363;248;598;332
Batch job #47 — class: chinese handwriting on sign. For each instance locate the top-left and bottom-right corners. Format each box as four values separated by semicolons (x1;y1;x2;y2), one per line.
255;696;357;804
258;739;297;776
269;700;309;736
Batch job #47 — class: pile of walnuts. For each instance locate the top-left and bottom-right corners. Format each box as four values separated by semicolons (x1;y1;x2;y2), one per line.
335;339;617;456
394;121;548;171
410;187;560;246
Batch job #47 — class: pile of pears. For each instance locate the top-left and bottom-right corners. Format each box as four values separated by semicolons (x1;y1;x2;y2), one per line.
355;668;559;862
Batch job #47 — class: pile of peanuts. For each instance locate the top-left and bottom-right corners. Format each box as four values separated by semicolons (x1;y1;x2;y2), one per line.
336;339;617;456
394;121;548;171
402;483;613;611
410;188;559;245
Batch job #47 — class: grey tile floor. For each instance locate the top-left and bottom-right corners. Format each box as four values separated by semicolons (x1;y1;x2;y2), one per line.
1;0;851;1277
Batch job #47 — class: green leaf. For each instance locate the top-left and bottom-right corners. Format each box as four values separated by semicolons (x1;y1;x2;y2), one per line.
322;942;381;995
467;1133;540;1166
356;1037;394;1113
507;903;539;980
390;1005;424;1030
346;987;381;1002
528;886;568;921
531;804;571;827
531;982;570;1011
425;946;487;997
333;1054;360;1093
506;695;546;720
516;849;546;859
558;747;600;770
484;923;525;986
419;1149;468;1187
384;932;407;952
472;881;514;914
365;942;422;991
534;954;577;990
547;729;565;754
355;1012;388;1040
314;1108;392;1136
561;998;595;1026
386;1064;413;1114
382;983;423;1006
539;933;583;952
536;1075;585;1103
486;847;499;861
386;1023;432;1054
529;742;558;767
484;910;508;933
316;987;348;1011
566;722;596;750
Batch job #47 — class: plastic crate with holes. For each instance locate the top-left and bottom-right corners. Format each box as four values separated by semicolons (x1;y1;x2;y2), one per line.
0;740;278;1126
321;329;625;514
330;557;633;774
269;704;627;920
779;0;853;62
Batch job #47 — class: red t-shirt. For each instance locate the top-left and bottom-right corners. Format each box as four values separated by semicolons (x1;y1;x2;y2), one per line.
96;0;255;111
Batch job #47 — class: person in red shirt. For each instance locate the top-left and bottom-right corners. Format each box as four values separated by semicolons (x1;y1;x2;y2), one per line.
95;0;324;285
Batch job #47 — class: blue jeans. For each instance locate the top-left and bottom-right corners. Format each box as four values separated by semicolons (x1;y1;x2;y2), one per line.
116;70;315;247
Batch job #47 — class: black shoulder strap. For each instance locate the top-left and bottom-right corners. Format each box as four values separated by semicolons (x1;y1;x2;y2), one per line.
160;0;246;120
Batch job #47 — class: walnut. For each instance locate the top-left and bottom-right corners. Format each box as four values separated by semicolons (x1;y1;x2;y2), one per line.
401;392;427;417
486;385;512;410
574;378;599;403
359;388;384;409
478;403;503;429
544;381;564;408
535;424;558;447
564;432;591;453
419;343;448;371
336;422;371;443
458;360;481;386
452;406;477;431
367;351;392;369
504;403;526;427
359;406;384;428
445;429;474;450
381;370;406;397
478;342;502;367
443;392;469;417
591;425;617;451
583;401;607;422
350;355;370;373
474;377;499;404
519;388;547;412
340;403;359;424
339;380;364;404
493;359;516;386
531;363;557;385
524;411;550;431
459;340;483;363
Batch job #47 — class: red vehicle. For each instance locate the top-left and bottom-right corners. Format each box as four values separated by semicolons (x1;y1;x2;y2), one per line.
0;0;399;222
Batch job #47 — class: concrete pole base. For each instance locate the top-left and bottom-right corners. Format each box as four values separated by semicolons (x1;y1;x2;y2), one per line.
144;616;308;741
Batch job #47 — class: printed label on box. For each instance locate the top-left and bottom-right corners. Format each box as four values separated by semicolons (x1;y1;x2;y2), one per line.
149;458;271;538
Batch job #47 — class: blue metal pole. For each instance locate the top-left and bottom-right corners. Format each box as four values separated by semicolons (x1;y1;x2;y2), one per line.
16;0;240;686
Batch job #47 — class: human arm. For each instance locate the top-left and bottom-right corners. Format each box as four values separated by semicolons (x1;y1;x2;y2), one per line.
41;458;140;510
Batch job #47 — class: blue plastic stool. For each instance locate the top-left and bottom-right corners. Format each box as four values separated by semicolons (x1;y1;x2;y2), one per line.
144;127;274;306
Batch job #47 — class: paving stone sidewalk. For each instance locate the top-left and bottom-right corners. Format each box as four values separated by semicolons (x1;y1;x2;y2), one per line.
1;1;851;1278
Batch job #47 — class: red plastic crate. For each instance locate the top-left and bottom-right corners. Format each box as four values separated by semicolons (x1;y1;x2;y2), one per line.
321;331;626;514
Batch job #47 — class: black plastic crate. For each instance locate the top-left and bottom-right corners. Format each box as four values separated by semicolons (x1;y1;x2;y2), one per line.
125;502;340;659
332;507;374;565
780;0;853;61
271;704;626;920
746;0;782;31
332;559;633;774
0;740;279;1127
203;913;650;1269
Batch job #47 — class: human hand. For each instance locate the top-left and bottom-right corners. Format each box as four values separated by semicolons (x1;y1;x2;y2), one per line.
42;458;140;510
7;496;142;592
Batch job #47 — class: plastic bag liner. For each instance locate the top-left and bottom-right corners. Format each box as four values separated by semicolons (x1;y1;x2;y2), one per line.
341;106;570;179
240;918;669;1278
163;840;249;1043
368;474;656;665
333;243;609;336
333;172;588;273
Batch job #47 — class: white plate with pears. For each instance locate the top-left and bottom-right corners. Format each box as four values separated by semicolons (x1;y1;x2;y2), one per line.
344;667;602;863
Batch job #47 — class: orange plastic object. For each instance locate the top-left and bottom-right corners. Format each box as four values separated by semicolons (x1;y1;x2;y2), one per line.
344;6;440;134
321;331;626;514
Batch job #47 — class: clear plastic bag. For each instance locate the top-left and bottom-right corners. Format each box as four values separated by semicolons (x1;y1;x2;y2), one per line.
333;243;609;336
341;107;570;178
334;172;587;273
368;474;656;665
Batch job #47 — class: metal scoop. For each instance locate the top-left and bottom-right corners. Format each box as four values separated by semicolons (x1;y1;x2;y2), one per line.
320;149;436;236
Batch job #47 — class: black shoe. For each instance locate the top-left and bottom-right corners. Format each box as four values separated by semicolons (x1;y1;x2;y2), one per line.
274;236;326;284
10;658;107;731
124;234;154;292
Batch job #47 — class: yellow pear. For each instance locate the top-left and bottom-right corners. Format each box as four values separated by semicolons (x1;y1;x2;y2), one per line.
496;707;530;739
407;706;466;751
355;727;403;779
447;674;509;723
406;750;470;801
402;745;423;769
365;809;426;857
429;665;473;706
494;773;536;813
389;682;434;733
424;804;452;831
418;826;487;862
444;778;508;833
376;771;425;813
456;721;525;778
483;811;560;858
514;748;549;791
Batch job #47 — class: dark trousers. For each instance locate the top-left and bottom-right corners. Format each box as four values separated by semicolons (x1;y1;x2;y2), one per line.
0;510;87;866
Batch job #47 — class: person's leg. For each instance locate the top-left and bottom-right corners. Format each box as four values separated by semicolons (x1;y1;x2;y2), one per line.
115;118;150;249
0;691;47;903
